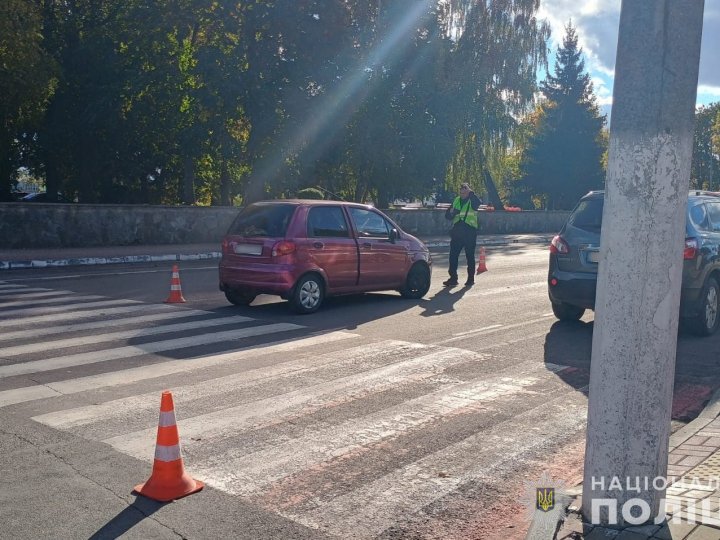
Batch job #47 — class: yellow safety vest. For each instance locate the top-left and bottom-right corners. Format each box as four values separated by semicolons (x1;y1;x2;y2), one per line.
451;196;478;229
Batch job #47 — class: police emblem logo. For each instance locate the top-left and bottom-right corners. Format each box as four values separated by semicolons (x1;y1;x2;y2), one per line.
536;487;555;512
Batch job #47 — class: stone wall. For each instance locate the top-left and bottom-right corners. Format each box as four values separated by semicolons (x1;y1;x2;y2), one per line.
1;203;570;249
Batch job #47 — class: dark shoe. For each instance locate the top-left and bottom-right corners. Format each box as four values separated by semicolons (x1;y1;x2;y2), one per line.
464;278;474;286
443;278;458;287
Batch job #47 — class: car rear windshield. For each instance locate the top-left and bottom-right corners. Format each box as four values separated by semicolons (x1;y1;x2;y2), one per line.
567;198;604;232
227;204;296;237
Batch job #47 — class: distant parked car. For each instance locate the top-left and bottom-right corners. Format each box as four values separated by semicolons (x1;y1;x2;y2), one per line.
219;200;432;313
20;192;70;203
548;190;720;336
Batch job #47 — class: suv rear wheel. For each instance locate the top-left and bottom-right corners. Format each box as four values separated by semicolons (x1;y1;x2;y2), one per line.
687;276;720;336
551;301;585;321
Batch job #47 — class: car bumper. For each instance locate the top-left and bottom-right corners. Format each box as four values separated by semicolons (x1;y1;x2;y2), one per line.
548;268;597;309
219;261;296;296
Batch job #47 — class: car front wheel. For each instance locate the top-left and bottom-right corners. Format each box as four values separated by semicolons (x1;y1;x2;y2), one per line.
400;263;431;299
290;274;324;314
688;276;720;336
551;301;585;321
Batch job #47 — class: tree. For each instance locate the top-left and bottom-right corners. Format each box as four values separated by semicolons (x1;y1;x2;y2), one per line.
0;0;56;201
691;103;720;190
519;22;606;209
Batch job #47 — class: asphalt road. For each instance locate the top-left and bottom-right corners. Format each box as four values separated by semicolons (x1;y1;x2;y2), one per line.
1;244;718;540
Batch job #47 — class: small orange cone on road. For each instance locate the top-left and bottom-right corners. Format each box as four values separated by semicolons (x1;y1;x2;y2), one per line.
165;264;186;303
476;247;488;274
134;391;203;502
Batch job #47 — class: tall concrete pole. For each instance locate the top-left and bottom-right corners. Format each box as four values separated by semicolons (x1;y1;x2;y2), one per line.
582;0;704;527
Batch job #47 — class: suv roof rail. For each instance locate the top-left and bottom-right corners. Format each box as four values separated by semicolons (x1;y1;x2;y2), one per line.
689;190;720;197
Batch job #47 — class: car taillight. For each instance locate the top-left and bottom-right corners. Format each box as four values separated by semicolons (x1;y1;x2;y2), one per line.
684;237;699;260
549;235;570;254
272;241;296;257
221;239;232;255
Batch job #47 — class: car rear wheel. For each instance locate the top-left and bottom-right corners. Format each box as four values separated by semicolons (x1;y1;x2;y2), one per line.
291;274;324;314
551;301;585;321
687;277;720;336
400;263;431;299
225;290;256;306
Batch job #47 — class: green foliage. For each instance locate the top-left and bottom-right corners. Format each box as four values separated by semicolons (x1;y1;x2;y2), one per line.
691;103;720;190
5;0;551;207
296;187;325;200
516;23;606;210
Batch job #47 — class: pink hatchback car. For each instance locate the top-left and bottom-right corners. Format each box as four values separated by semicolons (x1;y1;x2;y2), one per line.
219;200;432;313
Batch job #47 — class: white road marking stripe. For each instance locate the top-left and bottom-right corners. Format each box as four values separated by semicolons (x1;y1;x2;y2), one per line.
438;317;550;344
0;284;27;290
0;299;141;320
0;323;304;378
0;288;55;296
0;266;219;282
466;280;545;297
7;331;358;408
108;361;568;497
0;294;106;309
0;315;255;357
283;395;587;538
0;309;220;342
0;303;177;328
33;338;422;427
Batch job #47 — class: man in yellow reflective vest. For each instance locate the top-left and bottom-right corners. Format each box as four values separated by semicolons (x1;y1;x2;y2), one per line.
444;183;482;287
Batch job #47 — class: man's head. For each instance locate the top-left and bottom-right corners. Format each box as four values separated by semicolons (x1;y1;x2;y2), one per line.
459;183;471;199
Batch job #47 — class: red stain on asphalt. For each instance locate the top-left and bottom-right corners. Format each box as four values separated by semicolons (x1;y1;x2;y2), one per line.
672;383;712;421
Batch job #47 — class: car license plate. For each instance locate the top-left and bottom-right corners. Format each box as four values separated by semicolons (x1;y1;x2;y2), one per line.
587;250;600;263
233;243;262;255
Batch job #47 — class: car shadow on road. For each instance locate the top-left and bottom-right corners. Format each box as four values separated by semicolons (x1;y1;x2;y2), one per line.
87;496;163;540
543;319;720;421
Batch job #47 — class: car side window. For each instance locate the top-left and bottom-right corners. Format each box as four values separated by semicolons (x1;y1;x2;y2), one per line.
307;206;350;238
690;203;710;231
349;208;390;237
706;202;720;232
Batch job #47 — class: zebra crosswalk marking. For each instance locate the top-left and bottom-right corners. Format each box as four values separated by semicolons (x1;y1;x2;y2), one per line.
0;309;220;342
281;395;586;539
0;294;108;309
3;331;356;408
0;314;255;357
177;363;566;498
0;289;70;298
0;303;177;328
0;322;304;378
0;299;141;320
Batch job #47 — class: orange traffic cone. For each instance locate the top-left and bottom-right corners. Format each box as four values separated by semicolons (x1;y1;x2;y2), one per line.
165;264;186;303
134;391;203;502
476;246;488;274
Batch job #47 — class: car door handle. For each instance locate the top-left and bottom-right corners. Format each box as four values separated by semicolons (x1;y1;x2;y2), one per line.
362;242;372;249
313;242;324;249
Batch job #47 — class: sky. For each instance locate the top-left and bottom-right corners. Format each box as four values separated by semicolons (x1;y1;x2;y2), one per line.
537;1;720;116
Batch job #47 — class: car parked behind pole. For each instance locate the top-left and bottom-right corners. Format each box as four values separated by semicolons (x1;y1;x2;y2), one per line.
548;190;720;336
219;200;432;313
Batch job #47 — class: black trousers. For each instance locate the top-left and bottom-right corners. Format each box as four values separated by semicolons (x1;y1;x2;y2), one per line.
448;223;478;279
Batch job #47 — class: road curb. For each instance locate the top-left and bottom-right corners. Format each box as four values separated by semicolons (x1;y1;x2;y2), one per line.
0;252;221;270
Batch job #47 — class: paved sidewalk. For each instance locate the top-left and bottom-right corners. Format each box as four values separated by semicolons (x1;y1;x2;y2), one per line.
0;234;553;270
552;390;720;540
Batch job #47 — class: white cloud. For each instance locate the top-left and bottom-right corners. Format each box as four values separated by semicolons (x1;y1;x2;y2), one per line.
538;1;718;105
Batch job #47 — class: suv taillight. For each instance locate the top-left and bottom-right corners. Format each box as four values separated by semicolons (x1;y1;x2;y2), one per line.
684;237;699;260
272;241;296;257
549;235;570;254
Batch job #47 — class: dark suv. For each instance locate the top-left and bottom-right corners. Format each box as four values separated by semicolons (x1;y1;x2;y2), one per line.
548;190;720;336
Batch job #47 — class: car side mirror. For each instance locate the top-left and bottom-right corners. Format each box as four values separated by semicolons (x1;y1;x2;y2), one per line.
389;228;399;243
